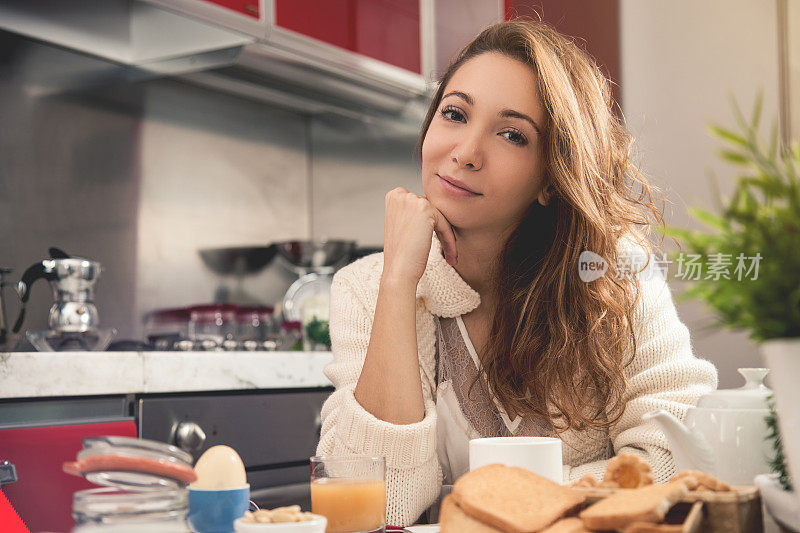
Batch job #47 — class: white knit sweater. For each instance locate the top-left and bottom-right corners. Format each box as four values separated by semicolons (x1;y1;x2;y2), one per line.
317;235;718;526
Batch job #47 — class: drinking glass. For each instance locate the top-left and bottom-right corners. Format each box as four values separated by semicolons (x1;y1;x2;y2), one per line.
310;455;386;533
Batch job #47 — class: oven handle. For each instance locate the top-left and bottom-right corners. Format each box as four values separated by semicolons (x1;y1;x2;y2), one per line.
249;482;310;506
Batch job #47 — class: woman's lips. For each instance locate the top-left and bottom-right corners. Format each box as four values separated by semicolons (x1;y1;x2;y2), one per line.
437;174;481;197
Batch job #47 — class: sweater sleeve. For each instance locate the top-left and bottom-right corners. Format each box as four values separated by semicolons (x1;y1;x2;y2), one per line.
316;270;442;526
564;259;719;484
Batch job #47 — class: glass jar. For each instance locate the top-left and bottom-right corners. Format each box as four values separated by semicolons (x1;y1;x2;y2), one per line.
73;487;189;533
280;320;303;351
143;308;190;350
68;436;194;532
188;304;237;349
235;306;276;349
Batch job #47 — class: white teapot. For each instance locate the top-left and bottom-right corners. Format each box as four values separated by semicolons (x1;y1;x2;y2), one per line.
643;368;773;486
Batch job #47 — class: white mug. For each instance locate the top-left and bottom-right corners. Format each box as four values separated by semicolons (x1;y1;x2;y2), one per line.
469;437;563;483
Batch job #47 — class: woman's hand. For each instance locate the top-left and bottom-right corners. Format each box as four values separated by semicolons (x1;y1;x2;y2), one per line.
382;187;457;284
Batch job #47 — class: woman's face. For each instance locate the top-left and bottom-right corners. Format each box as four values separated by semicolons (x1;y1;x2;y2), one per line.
422;52;549;233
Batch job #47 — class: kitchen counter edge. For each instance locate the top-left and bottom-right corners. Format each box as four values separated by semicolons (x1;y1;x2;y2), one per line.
0;351;334;398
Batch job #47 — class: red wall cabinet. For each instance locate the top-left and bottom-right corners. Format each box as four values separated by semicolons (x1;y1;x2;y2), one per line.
200;0;261;19
143;0;268;39
275;0;422;74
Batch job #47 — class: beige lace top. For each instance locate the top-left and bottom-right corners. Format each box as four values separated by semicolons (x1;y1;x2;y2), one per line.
434;315;552;484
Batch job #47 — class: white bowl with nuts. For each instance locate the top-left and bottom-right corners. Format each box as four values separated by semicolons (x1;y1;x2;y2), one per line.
233;505;327;533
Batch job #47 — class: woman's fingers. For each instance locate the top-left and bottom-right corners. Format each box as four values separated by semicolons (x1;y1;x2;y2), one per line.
432;208;458;266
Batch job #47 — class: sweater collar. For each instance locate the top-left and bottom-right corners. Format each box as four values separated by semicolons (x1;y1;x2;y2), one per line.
416;234;481;318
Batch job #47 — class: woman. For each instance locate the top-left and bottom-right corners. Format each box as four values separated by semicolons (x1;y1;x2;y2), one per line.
316;19;717;526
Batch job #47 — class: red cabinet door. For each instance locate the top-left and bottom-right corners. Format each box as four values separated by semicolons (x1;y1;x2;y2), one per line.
275;0;353;50
354;0;420;74
0;421;137;533
200;0;261;19
275;0;421;73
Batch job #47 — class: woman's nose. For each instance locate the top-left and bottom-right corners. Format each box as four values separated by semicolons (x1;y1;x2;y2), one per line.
450;132;483;171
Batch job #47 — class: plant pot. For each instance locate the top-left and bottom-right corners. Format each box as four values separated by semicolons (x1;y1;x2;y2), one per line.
762;338;800;510
755;473;800;532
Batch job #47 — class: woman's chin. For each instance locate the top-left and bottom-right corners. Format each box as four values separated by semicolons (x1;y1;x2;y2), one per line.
425;190;487;230
434;204;478;231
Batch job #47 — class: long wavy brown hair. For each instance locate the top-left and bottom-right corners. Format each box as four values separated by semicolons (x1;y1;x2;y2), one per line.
416;19;665;434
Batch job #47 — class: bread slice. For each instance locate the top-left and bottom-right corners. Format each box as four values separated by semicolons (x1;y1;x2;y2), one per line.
440;495;503;533
579;481;688;530
622;522;683;533
451;464;586;533
540;517;591;532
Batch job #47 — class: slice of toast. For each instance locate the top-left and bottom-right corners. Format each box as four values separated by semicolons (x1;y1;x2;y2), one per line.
540;517;591;532
579;481;688;530
622;522;684;533
451;464;586;533
440;495;503;533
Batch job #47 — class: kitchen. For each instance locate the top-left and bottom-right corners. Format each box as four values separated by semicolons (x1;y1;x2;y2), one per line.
1;1;799;532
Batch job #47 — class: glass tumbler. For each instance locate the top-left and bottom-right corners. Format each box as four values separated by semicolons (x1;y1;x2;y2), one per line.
310;455;386;533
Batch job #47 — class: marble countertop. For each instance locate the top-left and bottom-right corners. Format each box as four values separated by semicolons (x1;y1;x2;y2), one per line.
0;351;333;399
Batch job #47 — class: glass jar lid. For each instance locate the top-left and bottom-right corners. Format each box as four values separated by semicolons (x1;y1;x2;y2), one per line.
65;436;196;491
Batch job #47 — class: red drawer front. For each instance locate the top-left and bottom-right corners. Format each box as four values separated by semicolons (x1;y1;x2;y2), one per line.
201;0;261;19
0;421;137;533
275;0;421;74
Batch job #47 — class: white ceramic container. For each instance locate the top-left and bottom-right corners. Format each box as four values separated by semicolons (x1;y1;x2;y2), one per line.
233;514;327;533
469;436;563;483
644;368;773;485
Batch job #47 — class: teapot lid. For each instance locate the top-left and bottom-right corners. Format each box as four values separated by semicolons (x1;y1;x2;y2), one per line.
696;368;771;410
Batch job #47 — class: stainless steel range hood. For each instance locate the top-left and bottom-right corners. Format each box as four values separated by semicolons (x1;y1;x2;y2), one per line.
0;0;432;122
183;26;431;119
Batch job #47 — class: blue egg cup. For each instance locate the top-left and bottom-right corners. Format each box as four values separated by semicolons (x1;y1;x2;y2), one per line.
188;486;250;533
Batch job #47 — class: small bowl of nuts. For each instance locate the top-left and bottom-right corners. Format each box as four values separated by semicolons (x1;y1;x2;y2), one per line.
233;505;327;533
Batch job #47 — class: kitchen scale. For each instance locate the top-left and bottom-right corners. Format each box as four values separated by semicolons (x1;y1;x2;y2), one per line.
274;240;355;323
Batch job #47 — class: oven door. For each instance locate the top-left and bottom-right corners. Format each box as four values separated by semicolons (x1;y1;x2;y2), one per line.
138;388;330;509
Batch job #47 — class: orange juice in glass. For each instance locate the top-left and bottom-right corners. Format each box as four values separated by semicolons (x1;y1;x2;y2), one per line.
310;456;386;533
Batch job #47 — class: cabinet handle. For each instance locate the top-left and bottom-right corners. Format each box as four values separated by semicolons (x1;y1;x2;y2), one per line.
173;422;207;452
0;461;18;485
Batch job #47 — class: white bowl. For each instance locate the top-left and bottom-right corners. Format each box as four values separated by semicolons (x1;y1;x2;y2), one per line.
233;514;327;533
754;473;800;532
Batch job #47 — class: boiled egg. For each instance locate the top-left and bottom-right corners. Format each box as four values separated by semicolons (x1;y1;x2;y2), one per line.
191;445;247;489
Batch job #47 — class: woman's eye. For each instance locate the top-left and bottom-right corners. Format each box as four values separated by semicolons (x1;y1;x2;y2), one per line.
440;106;465;122
440;105;527;146
501;130;528;146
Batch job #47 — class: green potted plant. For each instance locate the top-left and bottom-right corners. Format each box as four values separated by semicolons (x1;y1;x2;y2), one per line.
662;96;800;506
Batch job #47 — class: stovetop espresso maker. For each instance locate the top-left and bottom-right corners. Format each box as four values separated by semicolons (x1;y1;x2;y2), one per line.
10;248;116;351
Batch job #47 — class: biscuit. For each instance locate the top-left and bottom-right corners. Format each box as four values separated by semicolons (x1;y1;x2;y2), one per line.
572;474;599;488
605;454;654;489
670;470;731;492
